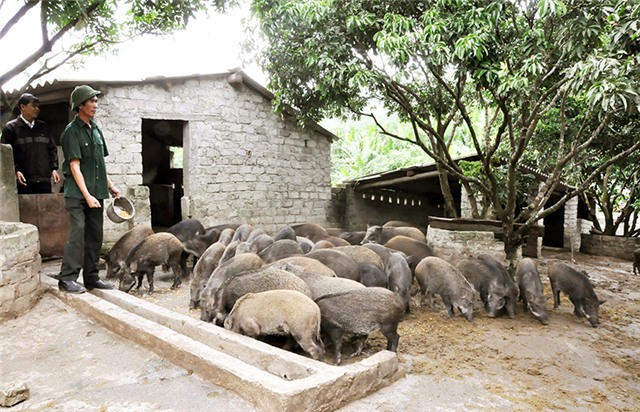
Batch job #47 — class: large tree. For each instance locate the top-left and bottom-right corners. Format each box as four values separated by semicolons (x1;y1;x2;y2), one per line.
577;111;640;237
245;0;640;262
0;0;236;122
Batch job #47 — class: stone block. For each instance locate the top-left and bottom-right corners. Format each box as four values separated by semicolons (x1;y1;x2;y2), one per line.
0;382;29;407
10;294;38;319
0;284;15;303
16;275;40;296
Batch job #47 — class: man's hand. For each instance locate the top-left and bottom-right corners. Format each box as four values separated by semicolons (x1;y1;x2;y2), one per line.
51;170;61;184
16;171;27;186
85;195;101;208
109;185;121;199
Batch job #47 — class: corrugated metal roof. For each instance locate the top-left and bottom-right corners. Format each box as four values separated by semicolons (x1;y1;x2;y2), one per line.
347;153;577;194
2;69;338;141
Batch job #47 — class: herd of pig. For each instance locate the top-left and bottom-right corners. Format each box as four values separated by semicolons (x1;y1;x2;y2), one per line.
104;219;621;364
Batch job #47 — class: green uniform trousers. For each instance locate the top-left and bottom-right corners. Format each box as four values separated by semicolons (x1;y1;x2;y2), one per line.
59;197;104;284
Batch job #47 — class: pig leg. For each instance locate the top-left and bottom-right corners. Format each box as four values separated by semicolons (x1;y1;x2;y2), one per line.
569;297;583;318
550;279;561;308
170;267;182;289
505;300;516;319
521;293;529;312
326;328;344;365
441;295;456;318
480;292;490;312
147;270;155;293
419;284;428;307
169;257;183;290
426;290;436;310
350;335;368;357
179;253;189;279
381;325;400;352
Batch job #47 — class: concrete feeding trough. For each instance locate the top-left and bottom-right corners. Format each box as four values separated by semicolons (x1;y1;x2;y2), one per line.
40;275;404;411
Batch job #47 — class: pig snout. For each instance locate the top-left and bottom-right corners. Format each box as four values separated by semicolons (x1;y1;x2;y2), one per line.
581;308;599;327
460;306;474;322
118;274;136;293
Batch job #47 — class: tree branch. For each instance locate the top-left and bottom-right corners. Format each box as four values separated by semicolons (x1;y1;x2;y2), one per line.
0;1;102;87
0;0;39;42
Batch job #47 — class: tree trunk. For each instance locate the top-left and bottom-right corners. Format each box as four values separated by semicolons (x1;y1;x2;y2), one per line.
503;225;522;279
436;162;459;218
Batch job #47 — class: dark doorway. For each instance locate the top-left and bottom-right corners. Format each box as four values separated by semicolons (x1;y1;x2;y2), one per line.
543;195;565;248
40;102;70;193
38;102;70;146
142;119;185;230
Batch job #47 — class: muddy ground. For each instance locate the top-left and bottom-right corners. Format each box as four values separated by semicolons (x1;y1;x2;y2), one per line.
131;248;640;411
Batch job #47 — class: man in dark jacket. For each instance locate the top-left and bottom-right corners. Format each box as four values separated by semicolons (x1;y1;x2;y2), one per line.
1;93;60;194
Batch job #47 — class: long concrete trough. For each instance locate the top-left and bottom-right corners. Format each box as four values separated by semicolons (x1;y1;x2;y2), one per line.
41;275;404;411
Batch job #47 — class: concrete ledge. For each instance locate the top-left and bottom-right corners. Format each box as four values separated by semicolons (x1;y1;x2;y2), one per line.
41;275;404;411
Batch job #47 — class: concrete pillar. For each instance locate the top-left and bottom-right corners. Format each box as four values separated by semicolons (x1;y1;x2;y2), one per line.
460;186;472;218
460;186;495;219
0;144;19;222
564;196;580;251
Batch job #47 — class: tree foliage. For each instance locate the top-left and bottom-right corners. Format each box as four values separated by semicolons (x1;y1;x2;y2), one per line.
246;0;640;258
578;112;640;237
326;113;467;184
0;0;236;120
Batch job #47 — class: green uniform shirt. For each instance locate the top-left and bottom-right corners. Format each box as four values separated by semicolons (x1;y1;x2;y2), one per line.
61;116;110;200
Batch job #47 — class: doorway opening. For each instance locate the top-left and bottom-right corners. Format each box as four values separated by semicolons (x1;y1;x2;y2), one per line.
142;119;185;231
543;195;565;248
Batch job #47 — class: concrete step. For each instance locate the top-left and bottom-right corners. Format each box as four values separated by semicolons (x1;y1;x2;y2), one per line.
41;275;404;411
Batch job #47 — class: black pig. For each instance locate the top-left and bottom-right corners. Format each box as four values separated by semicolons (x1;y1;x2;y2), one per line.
516;258;549;325
548;262;604;327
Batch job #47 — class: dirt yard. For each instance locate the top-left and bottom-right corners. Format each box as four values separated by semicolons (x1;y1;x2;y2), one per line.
132;248;639;411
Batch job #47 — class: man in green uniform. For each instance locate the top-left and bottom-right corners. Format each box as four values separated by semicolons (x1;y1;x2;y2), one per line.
58;85;121;293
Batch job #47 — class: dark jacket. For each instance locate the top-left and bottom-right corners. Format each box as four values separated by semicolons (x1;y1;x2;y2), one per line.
1;117;58;183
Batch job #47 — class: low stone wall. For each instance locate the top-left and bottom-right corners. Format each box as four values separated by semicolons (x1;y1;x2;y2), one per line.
0;222;42;322
427;227;521;265
580;234;639;261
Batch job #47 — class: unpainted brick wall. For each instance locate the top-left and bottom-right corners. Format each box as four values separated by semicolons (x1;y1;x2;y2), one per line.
335;186;441;231
89;77;332;242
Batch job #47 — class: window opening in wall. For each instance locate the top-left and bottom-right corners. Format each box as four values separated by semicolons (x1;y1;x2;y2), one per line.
169;147;183;169
142;119;186;231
